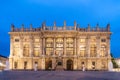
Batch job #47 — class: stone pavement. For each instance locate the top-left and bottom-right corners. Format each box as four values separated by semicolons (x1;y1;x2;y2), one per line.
0;71;120;80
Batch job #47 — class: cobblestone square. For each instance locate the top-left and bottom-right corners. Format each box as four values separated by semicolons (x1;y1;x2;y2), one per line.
0;71;120;80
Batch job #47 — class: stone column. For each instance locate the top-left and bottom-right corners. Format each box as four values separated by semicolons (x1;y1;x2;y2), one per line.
63;58;66;69
20;36;23;57
86;36;90;57
64;37;66;56
41;58;45;70
9;58;13;70
53;38;56;55
52;58;56;70
107;36;111;57
39;38;42;56
74;38;77;56
42;37;46;55
96;36;100;57
9;36;14;70
10;36;14;57
29;36;33;69
76;37;79;55
73;58;78;70
30;36;33;57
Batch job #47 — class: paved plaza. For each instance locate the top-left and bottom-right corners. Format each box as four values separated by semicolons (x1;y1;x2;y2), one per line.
0;71;120;80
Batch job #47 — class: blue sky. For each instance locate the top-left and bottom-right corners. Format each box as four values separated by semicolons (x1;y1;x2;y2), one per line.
0;0;120;58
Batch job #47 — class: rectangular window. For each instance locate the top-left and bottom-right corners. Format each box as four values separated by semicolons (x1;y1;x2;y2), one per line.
80;39;85;43
34;39;39;42
15;39;19;42
101;39;106;42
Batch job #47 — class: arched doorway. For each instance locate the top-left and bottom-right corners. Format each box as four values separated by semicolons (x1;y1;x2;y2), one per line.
67;59;73;70
45;59;52;70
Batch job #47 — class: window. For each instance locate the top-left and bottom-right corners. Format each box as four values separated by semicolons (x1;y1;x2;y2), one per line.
66;38;73;43
34;39;39;42
46;38;53;42
81;62;84;65
101;39;106;42
100;45;106;57
56;43;63;48
80;45;86;57
15;39;19;42
34;48;39;57
35;62;38;65
46;43;53;48
23;44;29;57
56;38;63;43
91;38;96;42
90;45;96;57
34;44;40;57
80;39;85;43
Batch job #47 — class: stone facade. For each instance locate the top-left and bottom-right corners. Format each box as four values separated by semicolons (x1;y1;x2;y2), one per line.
9;21;112;71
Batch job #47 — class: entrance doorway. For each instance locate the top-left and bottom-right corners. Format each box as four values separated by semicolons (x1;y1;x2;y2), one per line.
67;59;73;70
55;58;64;71
45;60;52;70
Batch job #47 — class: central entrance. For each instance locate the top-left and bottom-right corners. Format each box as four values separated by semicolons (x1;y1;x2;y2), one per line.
67;59;73;70
55;57;64;71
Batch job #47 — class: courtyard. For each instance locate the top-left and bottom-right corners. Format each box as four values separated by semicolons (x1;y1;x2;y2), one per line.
0;71;120;80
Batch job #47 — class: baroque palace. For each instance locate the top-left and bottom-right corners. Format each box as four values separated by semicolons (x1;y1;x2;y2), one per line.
9;21;112;71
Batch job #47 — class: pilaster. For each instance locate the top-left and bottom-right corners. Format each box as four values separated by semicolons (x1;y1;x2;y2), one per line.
76;37;79;55
73;58;78;70
20;36;23;57
96;36;100;57
53;38;56;55
42;37;46;55
86;36;90;57
107;36;111;57
64;37;66;56
30;36;33;57
74;38;77;55
52;58;56;70
41;57;45;70
10;36;14;57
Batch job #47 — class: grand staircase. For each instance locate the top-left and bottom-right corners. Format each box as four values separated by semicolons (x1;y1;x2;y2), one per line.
55;58;64;71
55;65;64;71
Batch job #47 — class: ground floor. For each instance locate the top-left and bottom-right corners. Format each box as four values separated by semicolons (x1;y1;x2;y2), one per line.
9;57;111;71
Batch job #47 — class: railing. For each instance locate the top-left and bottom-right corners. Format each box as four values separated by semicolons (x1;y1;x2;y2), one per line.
11;26;110;32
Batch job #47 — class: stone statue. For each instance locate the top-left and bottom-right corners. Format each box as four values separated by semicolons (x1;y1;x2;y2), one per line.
82;64;85;71
34;63;38;71
108;61;113;71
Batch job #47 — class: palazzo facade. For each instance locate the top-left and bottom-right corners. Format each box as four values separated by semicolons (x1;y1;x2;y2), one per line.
9;21;112;71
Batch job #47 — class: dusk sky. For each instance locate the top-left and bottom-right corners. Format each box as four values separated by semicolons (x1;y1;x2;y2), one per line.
0;0;120;58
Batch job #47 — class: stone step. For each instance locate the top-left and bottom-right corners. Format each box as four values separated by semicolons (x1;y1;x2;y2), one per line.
55;66;64;71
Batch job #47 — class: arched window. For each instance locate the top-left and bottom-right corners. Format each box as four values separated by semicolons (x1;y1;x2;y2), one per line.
56;38;63;43
90;45;96;57
100;45;106;57
23;44;29;57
